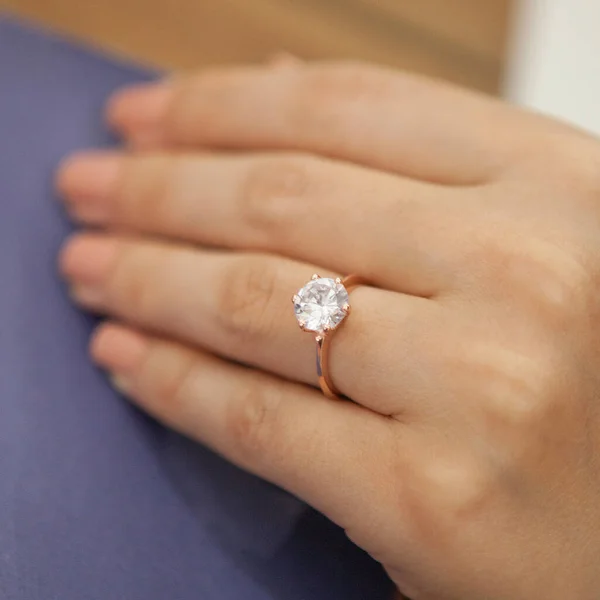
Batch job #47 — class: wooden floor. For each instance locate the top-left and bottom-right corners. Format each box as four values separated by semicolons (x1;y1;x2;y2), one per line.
3;0;513;94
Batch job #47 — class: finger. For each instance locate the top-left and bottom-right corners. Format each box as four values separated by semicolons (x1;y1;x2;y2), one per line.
90;321;398;528
57;150;463;296
107;62;536;184
266;52;304;69
59;233;437;414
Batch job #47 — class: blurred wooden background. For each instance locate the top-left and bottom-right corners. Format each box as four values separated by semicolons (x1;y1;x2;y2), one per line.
3;0;513;93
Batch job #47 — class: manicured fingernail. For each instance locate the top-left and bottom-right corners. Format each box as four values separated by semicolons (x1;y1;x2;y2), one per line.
59;235;119;292
91;323;149;377
106;82;173;147
57;152;122;224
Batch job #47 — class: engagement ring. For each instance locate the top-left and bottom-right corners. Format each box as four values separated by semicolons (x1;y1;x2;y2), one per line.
293;274;364;399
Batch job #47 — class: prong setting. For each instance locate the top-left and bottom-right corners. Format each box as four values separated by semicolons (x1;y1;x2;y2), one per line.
292;274;364;400
293;276;350;333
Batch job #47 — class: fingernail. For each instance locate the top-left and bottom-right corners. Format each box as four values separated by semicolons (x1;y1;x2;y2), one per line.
57;152;122;224
69;284;105;309
109;373;132;396
59;235;119;291
106;82;173;147
91;323;149;376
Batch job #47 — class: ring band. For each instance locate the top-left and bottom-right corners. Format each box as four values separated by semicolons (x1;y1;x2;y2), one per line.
293;273;365;399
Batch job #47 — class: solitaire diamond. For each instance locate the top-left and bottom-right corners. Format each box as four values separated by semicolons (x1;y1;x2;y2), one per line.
293;276;350;334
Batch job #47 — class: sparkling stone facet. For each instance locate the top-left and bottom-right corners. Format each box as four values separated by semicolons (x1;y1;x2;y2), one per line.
294;277;349;333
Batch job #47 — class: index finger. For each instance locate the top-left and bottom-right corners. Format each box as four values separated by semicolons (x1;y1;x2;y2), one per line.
107;62;532;185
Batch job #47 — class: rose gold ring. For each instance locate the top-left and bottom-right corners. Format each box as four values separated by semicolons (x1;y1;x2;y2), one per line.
292;273;365;399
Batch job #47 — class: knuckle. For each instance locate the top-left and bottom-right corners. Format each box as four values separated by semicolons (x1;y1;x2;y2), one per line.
225;380;284;462
467;231;594;323
241;155;316;237
116;156;171;225
479;345;567;430
217;256;280;344
151;351;199;419
499;376;559;430
518;239;594;322
458;225;510;277
306;62;388;101
480;349;586;471
538;253;593;321
108;244;162;319
413;454;496;525
442;466;495;521
291;62;389;137
536;136;600;197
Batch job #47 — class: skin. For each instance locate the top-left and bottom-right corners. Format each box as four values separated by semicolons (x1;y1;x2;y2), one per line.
56;60;600;599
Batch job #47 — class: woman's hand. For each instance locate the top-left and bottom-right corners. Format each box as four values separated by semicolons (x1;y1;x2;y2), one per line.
57;61;600;599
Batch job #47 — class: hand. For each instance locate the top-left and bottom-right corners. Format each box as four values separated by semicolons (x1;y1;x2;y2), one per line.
57;61;600;599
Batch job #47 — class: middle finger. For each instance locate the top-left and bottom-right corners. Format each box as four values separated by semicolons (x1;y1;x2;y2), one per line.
59;233;438;414
58;150;467;297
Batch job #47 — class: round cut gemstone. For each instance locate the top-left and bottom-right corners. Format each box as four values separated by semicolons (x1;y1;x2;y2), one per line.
294;277;349;333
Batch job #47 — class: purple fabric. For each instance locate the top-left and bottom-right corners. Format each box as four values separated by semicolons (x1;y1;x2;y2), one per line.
0;15;393;600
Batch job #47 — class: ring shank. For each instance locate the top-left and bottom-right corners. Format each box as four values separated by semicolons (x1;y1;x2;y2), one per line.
316;274;366;399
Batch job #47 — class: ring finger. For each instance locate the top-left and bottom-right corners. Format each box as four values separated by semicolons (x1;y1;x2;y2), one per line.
59;233;438;413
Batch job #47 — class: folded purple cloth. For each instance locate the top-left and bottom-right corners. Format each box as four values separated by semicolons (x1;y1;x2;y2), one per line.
0;15;393;600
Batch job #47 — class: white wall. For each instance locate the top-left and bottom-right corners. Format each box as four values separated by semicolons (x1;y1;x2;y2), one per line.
505;0;600;134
